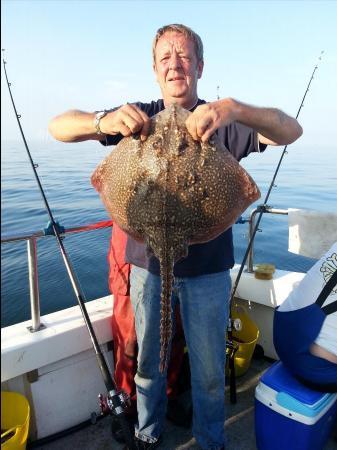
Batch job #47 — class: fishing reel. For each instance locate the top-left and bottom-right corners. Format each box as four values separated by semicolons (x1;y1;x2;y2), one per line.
98;389;131;416
226;317;242;405
233;318;242;331
226;317;241;360
229;316;242;332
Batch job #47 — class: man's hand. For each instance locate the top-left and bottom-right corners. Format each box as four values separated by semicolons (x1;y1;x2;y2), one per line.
185;97;303;146
185;99;236;143
101;104;151;141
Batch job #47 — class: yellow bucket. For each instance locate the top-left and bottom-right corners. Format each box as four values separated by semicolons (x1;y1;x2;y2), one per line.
1;392;30;450
226;306;259;377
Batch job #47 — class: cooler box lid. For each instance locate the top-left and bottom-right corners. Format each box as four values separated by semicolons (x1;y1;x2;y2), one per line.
260;362;332;416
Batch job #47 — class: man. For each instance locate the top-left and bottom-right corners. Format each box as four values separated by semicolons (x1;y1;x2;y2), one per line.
49;24;302;450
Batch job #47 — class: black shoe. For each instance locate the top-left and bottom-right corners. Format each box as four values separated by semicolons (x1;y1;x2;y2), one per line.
111;414;136;444
134;435;162;449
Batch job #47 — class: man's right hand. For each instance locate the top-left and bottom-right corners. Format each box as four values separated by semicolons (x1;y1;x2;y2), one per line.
101;104;151;141
48;104;151;143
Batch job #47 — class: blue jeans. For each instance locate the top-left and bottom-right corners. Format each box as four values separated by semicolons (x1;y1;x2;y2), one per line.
130;266;231;450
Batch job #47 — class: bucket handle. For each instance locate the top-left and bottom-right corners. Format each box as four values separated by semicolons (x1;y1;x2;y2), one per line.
1;426;17;439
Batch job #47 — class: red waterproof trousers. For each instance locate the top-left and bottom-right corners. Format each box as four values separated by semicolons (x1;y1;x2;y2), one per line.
108;224;185;413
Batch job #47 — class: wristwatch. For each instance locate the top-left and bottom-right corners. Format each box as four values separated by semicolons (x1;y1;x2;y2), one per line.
94;110;109;135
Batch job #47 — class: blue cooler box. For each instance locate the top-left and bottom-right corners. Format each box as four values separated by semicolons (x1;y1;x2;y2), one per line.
255;361;337;450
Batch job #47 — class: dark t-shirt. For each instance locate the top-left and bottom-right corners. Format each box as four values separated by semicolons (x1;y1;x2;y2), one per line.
102;99;264;277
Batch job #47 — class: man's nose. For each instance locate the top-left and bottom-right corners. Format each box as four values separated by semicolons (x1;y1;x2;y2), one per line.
168;50;181;69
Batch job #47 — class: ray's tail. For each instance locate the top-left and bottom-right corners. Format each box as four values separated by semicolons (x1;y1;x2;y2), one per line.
159;254;175;373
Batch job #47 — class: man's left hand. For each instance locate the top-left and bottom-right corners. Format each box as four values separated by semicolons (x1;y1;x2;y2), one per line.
185;99;236;143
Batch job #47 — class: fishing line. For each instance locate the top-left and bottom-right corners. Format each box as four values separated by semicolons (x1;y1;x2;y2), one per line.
2;50;136;450
226;51;324;403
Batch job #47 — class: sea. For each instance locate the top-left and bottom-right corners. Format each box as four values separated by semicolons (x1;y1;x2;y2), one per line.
1;139;336;328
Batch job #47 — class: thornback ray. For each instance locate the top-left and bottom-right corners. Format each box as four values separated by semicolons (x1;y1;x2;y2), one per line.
91;104;260;372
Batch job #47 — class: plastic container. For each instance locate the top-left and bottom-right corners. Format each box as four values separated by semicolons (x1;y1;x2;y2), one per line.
254;263;275;280
255;361;337;450
226;306;259;377
1;391;30;450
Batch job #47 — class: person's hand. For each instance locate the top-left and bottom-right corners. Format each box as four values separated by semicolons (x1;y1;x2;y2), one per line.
100;104;151;141
185;99;236;143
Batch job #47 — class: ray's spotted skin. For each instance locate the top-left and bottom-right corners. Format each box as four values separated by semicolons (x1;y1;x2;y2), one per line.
91;104;260;372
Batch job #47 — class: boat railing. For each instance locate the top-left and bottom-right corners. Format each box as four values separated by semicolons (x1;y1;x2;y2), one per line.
1;220;113;332
1;207;288;332
247;206;288;273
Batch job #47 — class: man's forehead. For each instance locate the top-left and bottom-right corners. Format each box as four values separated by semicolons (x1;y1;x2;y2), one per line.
156;31;193;52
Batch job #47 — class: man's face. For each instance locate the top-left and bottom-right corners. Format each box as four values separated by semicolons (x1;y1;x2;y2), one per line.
153;31;203;107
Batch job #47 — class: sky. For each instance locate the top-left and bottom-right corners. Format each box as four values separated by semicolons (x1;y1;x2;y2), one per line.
1;0;337;148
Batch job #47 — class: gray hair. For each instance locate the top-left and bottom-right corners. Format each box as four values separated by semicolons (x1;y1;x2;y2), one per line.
152;24;204;64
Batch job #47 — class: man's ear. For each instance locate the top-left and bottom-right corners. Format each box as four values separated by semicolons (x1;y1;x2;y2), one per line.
197;60;204;79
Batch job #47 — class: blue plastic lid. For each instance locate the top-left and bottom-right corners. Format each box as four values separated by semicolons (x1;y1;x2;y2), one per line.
260;361;326;406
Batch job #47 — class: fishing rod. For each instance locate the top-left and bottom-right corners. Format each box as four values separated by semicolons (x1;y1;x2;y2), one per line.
226;51;324;403
2;49;136;450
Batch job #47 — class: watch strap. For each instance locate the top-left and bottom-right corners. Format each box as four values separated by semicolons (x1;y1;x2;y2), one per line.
94;110;109;135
